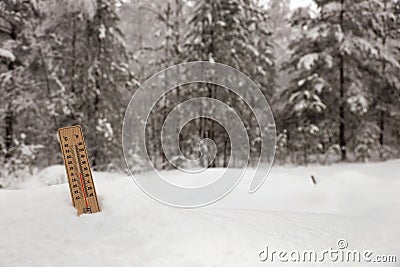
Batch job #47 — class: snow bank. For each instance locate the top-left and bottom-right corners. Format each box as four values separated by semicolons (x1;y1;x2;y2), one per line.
0;161;399;266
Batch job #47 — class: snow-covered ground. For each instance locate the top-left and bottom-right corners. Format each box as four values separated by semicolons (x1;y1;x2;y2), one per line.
1;161;399;266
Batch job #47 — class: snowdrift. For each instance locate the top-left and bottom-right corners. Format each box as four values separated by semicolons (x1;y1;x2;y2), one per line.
1;161;399;266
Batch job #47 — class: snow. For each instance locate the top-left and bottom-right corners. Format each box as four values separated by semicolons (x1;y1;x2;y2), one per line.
297;53;333;70
324;2;342;13
347;94;368;114
99;24;106;39
297;53;319;70
96;118;114;140
297;78;306;86
0;48;15;62
313;79;324;93
1;161;400;266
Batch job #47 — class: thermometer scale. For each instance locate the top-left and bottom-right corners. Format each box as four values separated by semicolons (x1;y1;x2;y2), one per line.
58;125;100;215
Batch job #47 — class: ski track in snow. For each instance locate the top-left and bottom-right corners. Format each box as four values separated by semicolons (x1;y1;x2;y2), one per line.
0;161;399;266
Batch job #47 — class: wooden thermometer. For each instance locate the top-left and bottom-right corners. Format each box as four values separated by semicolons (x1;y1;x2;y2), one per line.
58;125;100;215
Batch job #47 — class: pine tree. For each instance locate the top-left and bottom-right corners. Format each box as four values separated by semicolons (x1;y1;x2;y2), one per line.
0;0;42;180
185;0;274;92
367;0;400;157
183;0;275;166
267;0;293;92
77;0;135;169
283;0;400;162
1;0;138;172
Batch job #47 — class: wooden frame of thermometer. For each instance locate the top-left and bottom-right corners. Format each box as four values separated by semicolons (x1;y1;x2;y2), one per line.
58;125;100;215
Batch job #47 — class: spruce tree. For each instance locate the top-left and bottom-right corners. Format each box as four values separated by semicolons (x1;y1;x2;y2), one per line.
283;0;400;161
183;0;275;166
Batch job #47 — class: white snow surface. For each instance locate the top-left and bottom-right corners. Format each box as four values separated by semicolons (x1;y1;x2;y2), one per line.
1;161;400;266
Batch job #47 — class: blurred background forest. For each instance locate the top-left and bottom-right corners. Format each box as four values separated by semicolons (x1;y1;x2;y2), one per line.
1;0;400;183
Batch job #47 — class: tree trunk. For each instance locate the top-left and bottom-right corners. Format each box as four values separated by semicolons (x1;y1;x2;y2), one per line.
379;110;385;145
71;13;76;94
339;55;346;160
4;109;13;159
339;0;346;160
397;129;400;158
4;25;17;160
92;0;103;169
160;3;172;169
207;86;216;167
92;94;100;168
207;2;216;167
223;138;228;167
379;0;388;151
174;0;181;99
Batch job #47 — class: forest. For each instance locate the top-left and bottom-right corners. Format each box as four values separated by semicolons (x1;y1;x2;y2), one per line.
1;0;400;182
